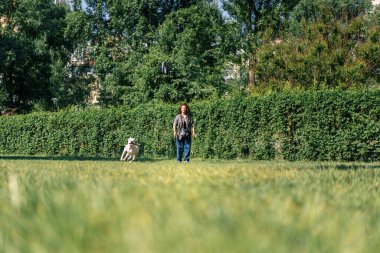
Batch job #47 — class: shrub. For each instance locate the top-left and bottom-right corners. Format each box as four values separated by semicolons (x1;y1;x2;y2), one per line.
0;90;379;161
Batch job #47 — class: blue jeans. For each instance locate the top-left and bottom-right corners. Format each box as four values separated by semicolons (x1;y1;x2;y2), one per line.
176;136;191;162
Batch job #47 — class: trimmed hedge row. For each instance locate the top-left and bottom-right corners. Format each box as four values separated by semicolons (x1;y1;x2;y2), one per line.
1;90;380;161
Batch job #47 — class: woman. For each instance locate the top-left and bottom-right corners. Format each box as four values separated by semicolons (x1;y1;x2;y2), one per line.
173;103;196;163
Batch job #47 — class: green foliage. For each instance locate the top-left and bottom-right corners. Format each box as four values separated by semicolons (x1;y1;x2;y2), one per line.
137;2;227;103
222;0;302;89
63;0;230;107
0;0;72;112
1;90;379;161
2;0;379;111
253;0;379;92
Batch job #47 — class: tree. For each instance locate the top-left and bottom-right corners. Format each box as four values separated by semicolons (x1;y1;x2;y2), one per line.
253;0;378;91
66;0;229;106
133;1;228;103
0;0;72;112
222;0;300;91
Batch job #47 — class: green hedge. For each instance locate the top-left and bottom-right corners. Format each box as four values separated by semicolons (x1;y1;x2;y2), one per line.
1;90;379;161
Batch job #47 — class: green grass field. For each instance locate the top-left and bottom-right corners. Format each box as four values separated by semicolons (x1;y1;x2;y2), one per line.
1;158;380;253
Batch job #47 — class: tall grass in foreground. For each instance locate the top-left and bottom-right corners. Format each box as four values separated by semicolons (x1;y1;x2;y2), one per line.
0;159;380;253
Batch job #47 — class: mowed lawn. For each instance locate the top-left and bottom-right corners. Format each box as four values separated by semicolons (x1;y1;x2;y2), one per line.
1;158;380;253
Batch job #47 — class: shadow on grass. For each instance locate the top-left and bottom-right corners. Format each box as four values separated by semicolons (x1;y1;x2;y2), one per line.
335;164;380;170
0;155;170;163
316;163;380;170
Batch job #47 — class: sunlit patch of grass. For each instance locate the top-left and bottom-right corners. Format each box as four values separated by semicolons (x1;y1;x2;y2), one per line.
0;159;380;253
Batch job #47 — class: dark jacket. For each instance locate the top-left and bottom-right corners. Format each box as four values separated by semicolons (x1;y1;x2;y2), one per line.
173;114;194;138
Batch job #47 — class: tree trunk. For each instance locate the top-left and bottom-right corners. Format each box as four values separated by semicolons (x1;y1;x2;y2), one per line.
246;0;257;91
247;55;255;91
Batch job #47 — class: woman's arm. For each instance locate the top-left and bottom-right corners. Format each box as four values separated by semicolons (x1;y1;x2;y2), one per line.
173;116;177;138
191;118;196;137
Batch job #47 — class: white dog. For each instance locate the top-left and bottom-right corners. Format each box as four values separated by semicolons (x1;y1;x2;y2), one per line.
120;137;139;162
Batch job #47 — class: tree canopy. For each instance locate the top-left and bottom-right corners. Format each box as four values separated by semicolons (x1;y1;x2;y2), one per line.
0;0;72;112
0;0;379;112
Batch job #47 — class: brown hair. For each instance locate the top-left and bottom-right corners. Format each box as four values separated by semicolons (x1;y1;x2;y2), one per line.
177;103;192;116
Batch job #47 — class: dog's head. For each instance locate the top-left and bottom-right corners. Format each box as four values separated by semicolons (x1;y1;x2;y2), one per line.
127;137;136;145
